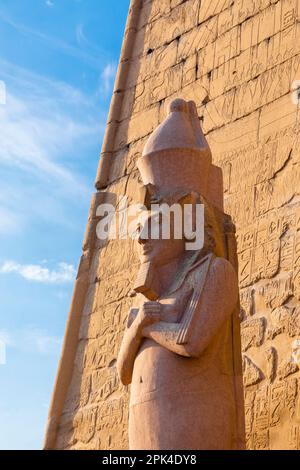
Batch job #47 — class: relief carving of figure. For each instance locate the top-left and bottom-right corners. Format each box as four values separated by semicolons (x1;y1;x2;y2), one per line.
117;99;246;450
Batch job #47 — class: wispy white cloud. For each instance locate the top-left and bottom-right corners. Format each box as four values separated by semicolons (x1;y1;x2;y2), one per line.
25;328;62;355
100;62;117;96
0;207;20;235
0;58;106;232
0;58;94;107
46;0;54;7
0;59;100;187
76;23;87;46
0;327;62;356
0;80;6;105
54;290;69;301
0;330;13;347
0;261;76;283
0;91;93;186
0;10;106;69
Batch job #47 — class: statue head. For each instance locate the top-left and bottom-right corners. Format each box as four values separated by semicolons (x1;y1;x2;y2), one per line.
137;213;185;266
135;186;223;262
133;98;229;299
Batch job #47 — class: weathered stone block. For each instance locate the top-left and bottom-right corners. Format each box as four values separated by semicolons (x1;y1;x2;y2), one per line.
177;16;218;60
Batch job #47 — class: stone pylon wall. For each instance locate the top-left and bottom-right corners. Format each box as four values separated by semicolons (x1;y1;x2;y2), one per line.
46;0;300;450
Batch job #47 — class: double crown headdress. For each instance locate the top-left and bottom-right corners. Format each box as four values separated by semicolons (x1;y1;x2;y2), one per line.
137;98;224;212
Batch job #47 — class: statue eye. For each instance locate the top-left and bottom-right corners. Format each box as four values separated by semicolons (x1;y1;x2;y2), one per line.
132;223;142;240
150;195;160;204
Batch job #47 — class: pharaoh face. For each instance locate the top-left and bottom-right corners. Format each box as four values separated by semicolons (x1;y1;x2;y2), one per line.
136;210;185;266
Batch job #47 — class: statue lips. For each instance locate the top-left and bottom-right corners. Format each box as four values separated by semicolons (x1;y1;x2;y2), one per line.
141;244;153;254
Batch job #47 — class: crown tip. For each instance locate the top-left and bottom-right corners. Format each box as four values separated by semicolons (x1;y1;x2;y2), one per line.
168;98;189;114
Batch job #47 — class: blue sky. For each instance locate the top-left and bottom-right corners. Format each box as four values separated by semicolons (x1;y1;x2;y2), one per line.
0;0;129;450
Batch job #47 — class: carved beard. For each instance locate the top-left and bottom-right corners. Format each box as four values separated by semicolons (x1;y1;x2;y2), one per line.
133;261;160;300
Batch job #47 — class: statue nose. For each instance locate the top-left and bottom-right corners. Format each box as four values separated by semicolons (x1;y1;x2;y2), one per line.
138;232;147;245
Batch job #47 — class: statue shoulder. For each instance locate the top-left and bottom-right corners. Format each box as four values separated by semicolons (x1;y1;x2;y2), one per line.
210;256;238;282
209;256;239;303
188;255;238;288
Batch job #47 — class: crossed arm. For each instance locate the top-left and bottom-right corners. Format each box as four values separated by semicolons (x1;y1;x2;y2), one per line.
117;257;238;385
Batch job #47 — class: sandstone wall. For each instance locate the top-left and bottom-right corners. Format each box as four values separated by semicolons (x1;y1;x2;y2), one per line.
48;0;300;450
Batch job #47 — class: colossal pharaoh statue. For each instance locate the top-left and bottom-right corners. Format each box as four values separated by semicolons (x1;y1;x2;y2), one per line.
117;99;246;450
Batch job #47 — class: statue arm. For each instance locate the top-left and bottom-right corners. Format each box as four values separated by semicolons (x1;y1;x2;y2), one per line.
143;258;239;358
117;303;160;385
143;321;192;357
117;320;142;386
184;257;239;357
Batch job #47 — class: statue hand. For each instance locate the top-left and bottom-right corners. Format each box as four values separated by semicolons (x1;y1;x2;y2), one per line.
135;301;161;336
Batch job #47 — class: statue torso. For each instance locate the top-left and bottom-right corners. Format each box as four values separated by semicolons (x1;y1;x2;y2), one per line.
130;256;234;408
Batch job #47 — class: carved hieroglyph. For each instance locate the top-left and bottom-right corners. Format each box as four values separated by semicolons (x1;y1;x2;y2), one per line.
117;98;245;450
45;0;300;450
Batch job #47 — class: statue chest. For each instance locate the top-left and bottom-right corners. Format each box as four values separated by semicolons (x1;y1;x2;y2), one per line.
134;286;193;324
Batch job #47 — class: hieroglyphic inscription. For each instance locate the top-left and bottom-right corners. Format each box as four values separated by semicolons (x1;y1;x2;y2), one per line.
52;0;300;450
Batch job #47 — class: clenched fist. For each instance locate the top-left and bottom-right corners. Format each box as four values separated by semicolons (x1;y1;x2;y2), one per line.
135;301;161;335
